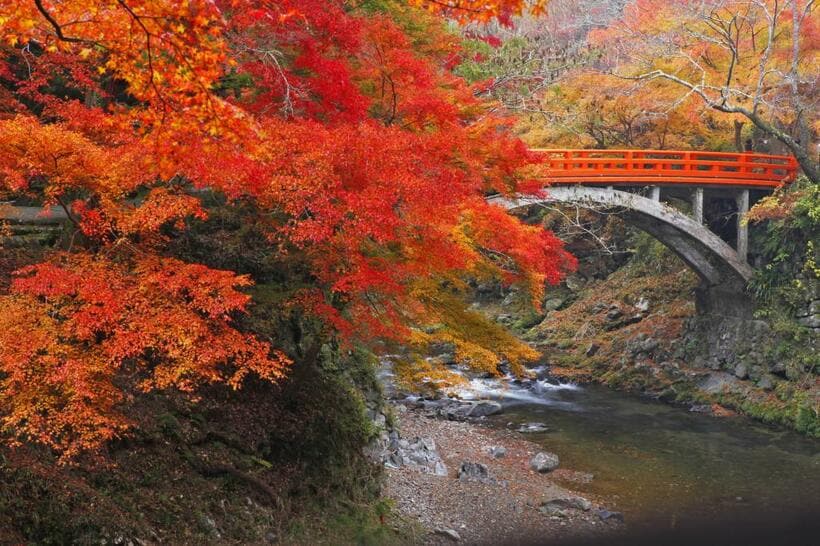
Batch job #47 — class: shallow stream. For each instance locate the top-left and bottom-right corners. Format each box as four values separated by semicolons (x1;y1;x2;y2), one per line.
462;376;820;529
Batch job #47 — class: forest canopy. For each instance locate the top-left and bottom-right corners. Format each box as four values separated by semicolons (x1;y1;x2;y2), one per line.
0;1;574;459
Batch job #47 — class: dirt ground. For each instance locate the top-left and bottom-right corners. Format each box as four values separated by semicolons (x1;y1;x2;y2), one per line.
383;406;624;545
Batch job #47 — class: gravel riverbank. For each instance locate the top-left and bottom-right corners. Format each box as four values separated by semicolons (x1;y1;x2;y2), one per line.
381;403;624;545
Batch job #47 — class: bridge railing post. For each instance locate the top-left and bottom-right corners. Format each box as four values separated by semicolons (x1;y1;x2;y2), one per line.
738;152;749;176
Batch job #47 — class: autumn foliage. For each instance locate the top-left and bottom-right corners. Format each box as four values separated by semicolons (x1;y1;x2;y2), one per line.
586;0;818;177
410;0;547;23
0;1;573;458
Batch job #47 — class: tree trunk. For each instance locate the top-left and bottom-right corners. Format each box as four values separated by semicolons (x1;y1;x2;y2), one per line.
719;105;819;184
734;120;745;152
789;144;820;184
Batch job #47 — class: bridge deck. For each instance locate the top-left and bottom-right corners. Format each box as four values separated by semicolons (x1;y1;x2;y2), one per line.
533;149;798;189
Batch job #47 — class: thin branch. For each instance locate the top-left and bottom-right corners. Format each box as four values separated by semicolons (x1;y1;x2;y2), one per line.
33;0;92;44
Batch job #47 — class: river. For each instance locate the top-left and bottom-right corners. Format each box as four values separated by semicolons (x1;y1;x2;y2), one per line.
455;374;820;530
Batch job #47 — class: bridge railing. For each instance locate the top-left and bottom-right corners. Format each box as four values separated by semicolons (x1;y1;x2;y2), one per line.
532;149;799;187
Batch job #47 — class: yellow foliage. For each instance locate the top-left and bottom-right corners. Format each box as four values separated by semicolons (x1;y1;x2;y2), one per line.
409;276;539;377
393;355;468;393
518;70;740;150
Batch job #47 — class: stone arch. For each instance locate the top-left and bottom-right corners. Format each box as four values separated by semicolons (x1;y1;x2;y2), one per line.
488;187;754;314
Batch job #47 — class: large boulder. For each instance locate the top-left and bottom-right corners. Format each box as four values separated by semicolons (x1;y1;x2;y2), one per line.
442;402;473;421
383;435;448;476
530;451;560;473
468;400;503;418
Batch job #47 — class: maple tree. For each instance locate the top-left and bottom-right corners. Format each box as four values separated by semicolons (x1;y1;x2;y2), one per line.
454;0;624;112
589;0;819;181
455;1;816;161
0;1;573;458
410;0;548;23
521;69;742;150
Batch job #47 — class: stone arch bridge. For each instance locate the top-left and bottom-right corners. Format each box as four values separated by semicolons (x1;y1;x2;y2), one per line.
489;149;798;314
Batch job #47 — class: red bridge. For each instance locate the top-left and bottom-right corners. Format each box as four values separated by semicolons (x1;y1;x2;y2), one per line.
533;149;798;189
491;148;801;308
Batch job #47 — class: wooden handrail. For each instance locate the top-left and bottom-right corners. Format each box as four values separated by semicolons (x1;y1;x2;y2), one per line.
531;149;799;188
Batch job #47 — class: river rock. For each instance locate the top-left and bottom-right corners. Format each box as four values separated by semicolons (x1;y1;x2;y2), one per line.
198;514;221;538
698;372;742;394
437;400;503;421
635;296;650;313
434;528;461;542
606;306;623;321
565;274;586;292
502;291;518;306
543;297;565;311
591;302;607;313
596;509;624;523
488;446;507;458
733;362;749;379
420;399;444;412
442;402;473;421
541;496;592;512
458;461;491;482
468;400;503;418
383;435;448;476
429;353;456;366
748;365;764;381
757;374;774;390
770;361;787;376
623;314;644;326
518;422;549;433
539;504;567;517
530;452;560;473
639;337;659;353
